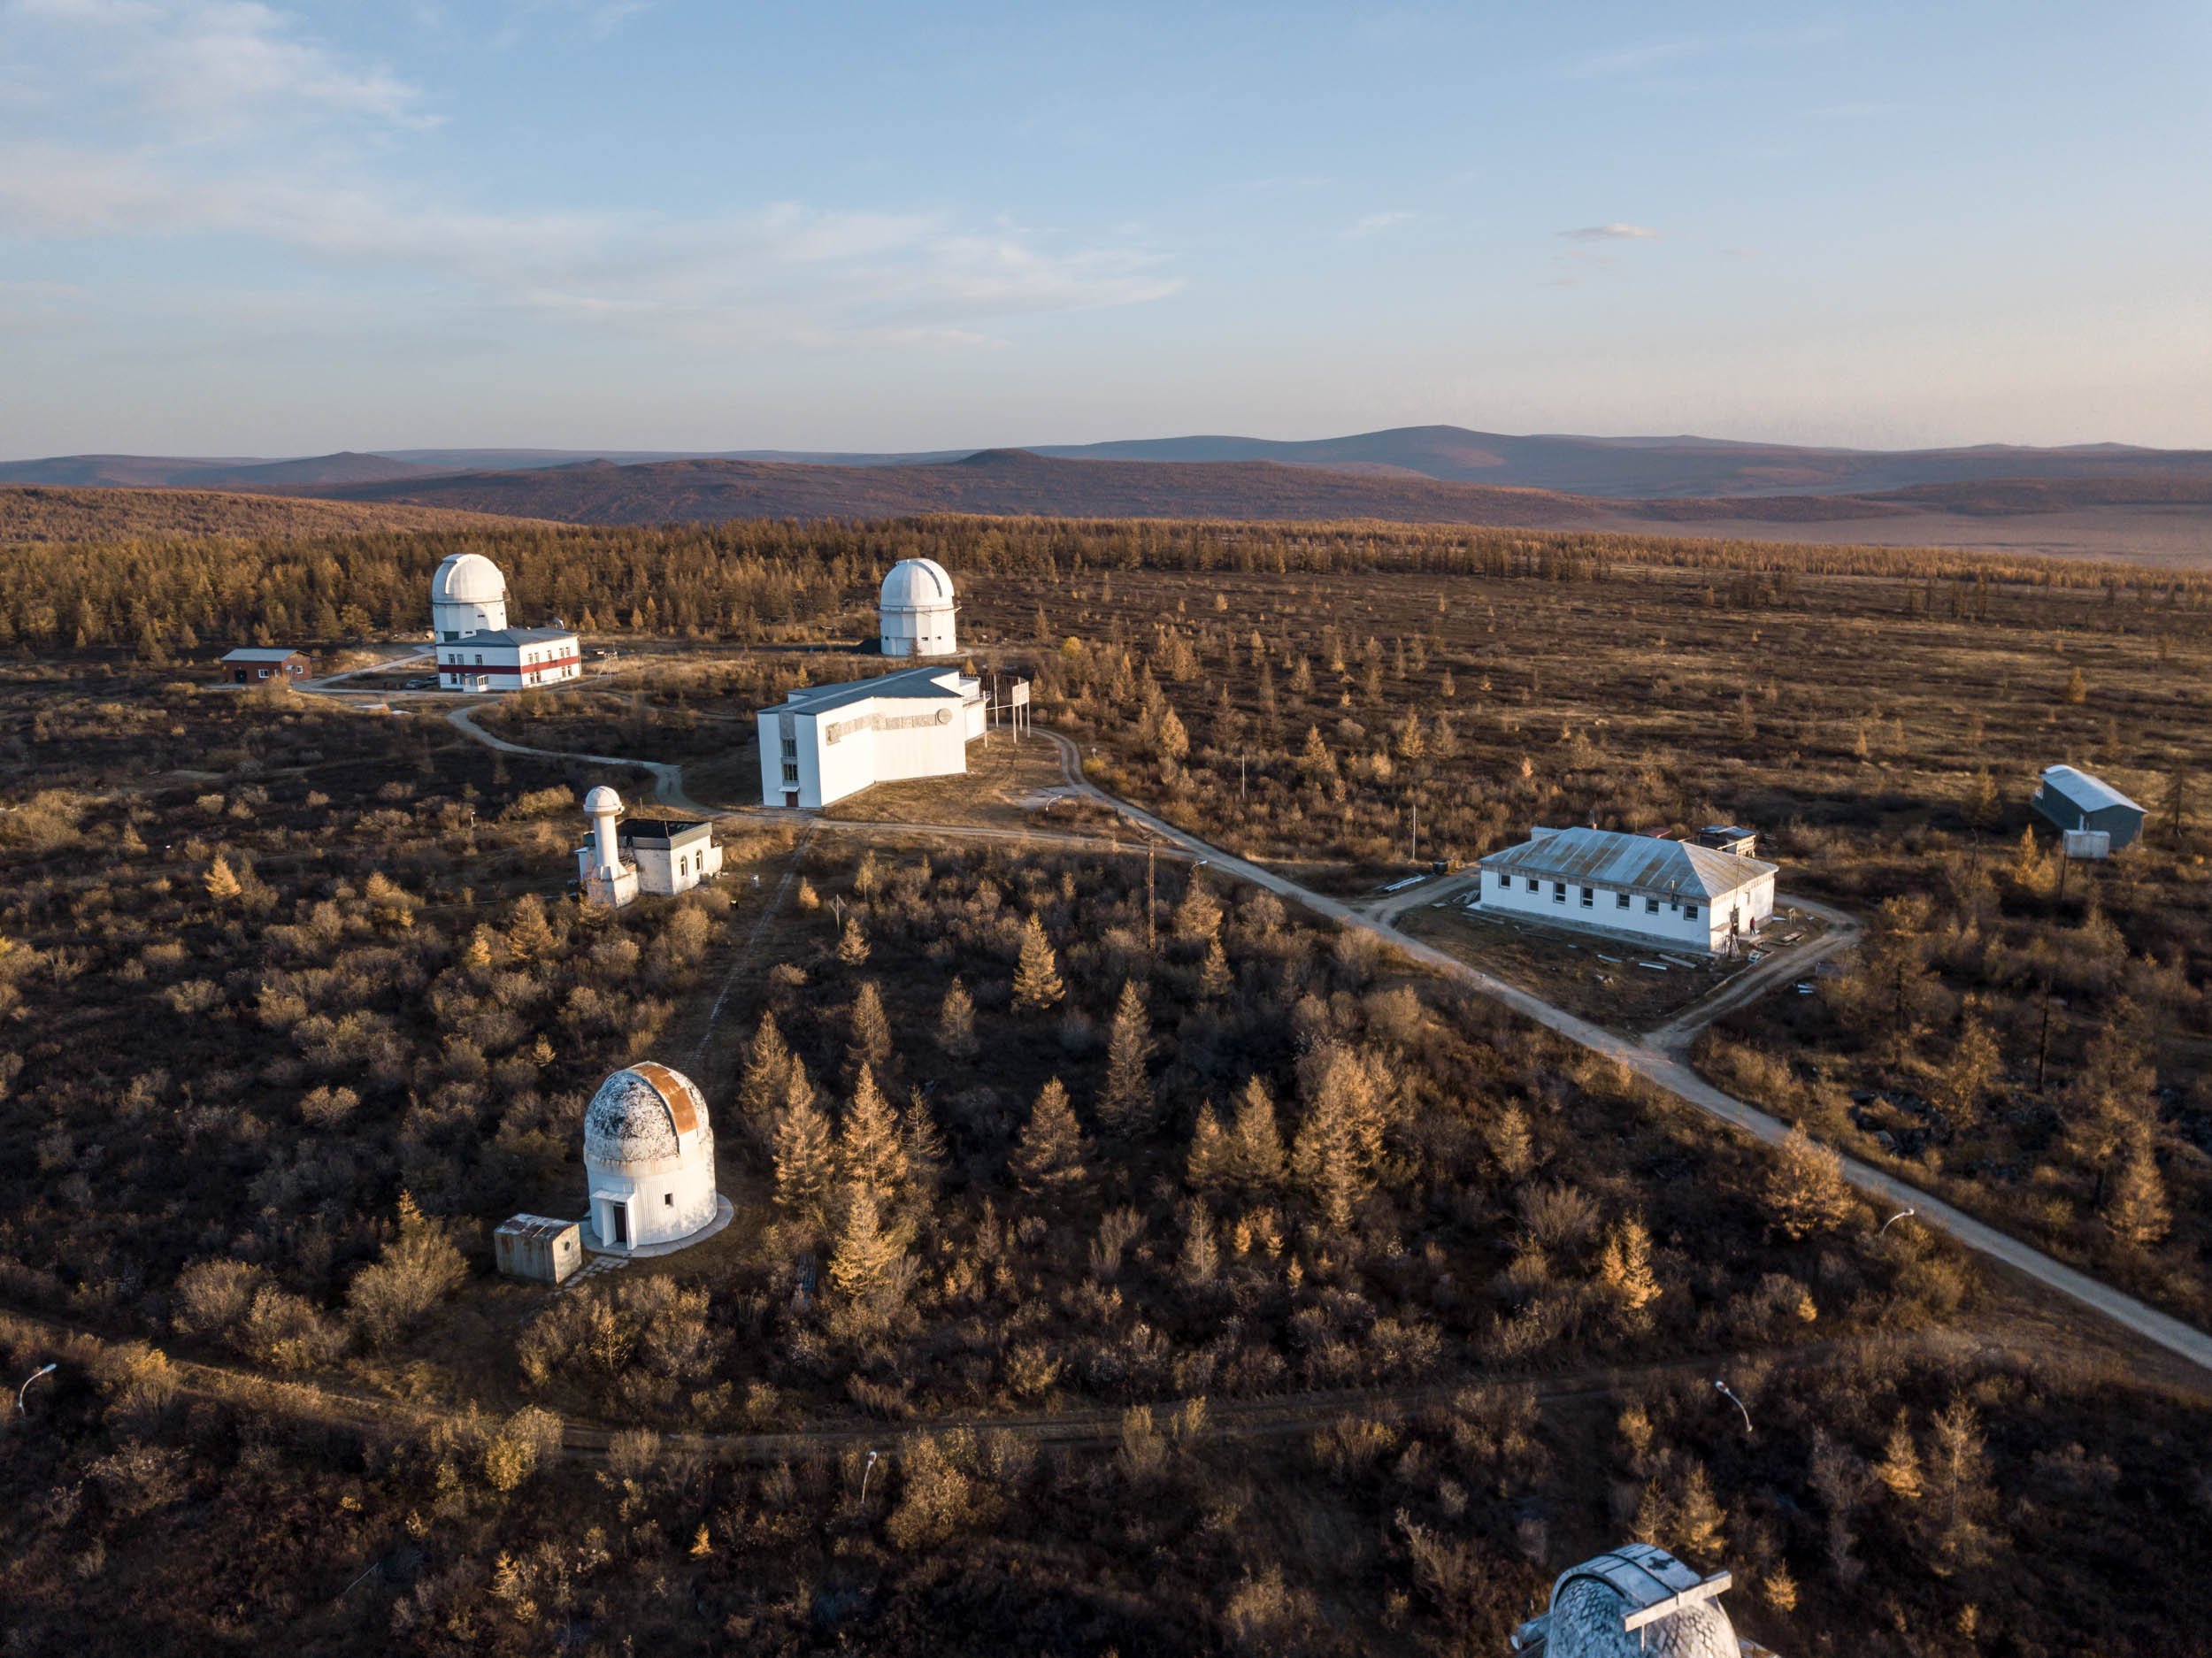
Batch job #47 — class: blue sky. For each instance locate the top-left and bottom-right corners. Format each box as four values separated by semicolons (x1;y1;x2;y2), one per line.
4;1;2208;456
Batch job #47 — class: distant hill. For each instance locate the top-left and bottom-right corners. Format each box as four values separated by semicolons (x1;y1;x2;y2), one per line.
0;450;451;489
15;425;2212;497
0;486;544;546
296;449;1618;527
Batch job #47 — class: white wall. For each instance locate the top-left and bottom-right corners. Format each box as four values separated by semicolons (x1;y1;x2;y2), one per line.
633;837;723;896
759;694;974;808
1478;867;1774;954
586;1140;717;1251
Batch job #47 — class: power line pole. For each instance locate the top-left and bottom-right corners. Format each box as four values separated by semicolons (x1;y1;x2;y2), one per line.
1147;841;1156;954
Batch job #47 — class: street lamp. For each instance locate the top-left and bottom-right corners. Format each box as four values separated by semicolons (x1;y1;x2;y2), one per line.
1879;1208;1916;1235
1714;1378;1753;1436
859;1448;879;1506
17;1362;57;1413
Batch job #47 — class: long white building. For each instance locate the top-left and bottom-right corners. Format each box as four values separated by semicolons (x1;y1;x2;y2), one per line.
1476;825;1777;956
757;664;987;810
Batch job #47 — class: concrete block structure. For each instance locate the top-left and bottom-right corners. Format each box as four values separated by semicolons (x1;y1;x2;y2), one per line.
574;786;722;908
494;1215;582;1285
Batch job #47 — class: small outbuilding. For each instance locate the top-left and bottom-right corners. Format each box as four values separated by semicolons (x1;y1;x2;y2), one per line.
575;785;723;908
1477;825;1778;956
2032;764;2146;850
221;647;311;685
495;1215;582;1285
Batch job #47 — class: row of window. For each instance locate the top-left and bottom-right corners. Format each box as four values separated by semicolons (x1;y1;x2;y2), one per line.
1494;871;1698;921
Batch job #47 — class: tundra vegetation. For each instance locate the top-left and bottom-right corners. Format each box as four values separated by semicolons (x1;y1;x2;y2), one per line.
2;516;2210;1654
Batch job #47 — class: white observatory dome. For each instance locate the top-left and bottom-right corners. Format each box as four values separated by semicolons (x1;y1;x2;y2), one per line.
582;1062;718;1253
431;551;509;641
1513;1547;1742;1658
583;784;623;817
879;557;957;658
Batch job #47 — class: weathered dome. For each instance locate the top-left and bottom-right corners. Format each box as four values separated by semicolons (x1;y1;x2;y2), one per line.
879;557;955;610
432;552;506;605
1525;1547;1740;1658
583;1063;710;1166
583;785;623;816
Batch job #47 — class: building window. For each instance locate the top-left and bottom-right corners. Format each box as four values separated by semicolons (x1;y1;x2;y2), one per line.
664;1193;673;1206
782;764;799;783
1552;882;1566;903
781;739;797;758
1616;891;1630;910
1646;897;1660;914
1684;903;1700;920
1525;877;1540;894
1579;887;1594;908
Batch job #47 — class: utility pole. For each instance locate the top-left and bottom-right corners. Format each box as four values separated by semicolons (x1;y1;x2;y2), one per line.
1239;750;1246;802
2036;974;2057;1091
1409;799;1417;863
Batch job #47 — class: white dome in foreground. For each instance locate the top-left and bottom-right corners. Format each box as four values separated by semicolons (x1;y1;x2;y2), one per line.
432;552;508;641
582;1062;718;1252
879;557;957;658
1512;1547;1743;1658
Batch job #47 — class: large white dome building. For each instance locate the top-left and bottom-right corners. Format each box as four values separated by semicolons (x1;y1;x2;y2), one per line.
581;1063;719;1253
879;557;957;658
431;552;509;641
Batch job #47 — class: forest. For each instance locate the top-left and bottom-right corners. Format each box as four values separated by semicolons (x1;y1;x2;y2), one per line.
2;512;2210;1654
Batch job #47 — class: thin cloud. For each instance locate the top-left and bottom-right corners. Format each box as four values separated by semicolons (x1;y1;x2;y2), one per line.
0;0;1177;349
1557;224;1660;242
1348;211;1417;238
1565;24;1843;80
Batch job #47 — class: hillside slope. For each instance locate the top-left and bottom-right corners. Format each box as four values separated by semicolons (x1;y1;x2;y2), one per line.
0;486;547;546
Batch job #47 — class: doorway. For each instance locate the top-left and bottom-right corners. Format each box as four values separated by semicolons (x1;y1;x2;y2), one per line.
784;790;799;809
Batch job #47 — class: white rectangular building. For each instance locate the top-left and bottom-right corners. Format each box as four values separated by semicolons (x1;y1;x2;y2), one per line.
1476;825;1778;956
438;626;582;694
757;664;987;810
572;814;724;897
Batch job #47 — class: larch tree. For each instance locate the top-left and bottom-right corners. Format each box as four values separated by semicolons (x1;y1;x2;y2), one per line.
507;894;558;961
845;980;894;1082
2105;1137;2171;1247
204;854;242;905
836;1063;909;1209
1011;913;1064;1012
827;1186;911;1313
771;1068;835;1233
1933;1013;2001;1127
1171;878;1222;945
1597;1217;1663;1325
1009;1078;1088;1193
1763;1125;1855;1240
1197;936;1234;999
1875;1409;1924;1501
345;1192;467;1349
836;913;871;967
1184;1103;1230;1192
737;1011;795;1132
1223;1075;1286;1193
1098;979;1156;1135
936;975;979;1059
1485;1103;1537;1180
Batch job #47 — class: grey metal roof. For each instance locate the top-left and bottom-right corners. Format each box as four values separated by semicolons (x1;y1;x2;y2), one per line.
1479;826;1775;900
453;626;577;647
779;664;972;715
220;647;306;662
2039;764;2144;817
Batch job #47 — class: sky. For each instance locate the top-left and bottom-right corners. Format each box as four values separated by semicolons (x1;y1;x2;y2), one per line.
3;0;2210;457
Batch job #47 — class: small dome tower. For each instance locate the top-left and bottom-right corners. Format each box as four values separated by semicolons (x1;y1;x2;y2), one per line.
1509;1545;1747;1657
431;552;509;641
879;557;957;657
582;1063;718;1252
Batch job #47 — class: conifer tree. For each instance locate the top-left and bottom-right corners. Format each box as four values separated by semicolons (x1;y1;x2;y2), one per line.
463;925;497;971
1290;1049;1379;1231
1485;1103;1536;1179
772;1070;835;1232
837;1063;909;1207
1933;1014;2001;1126
738;1010;795;1131
1099;979;1156;1135
836;913;871;966
936;975;979;1059
1875;1410;1924;1501
1598;1217;1663;1323
1672;1463;1728;1563
1011;913;1064;1011
204;853;242;905
1197;936;1233;999
2106;1137;2171;1247
828;1186;910;1302
846;979;893;1081
1010;1078;1088;1193
1763;1125;1855;1240
1185;1102;1230;1192
346;1191;467;1348
901;1087;948;1195
1224;1075;1286;1192
507;894;558;961
1171;877;1223;944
